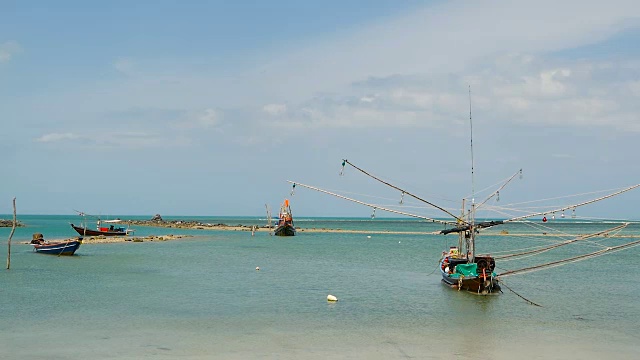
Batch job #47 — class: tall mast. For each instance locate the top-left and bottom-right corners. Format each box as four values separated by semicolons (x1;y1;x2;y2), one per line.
468;85;476;261
458;198;465;257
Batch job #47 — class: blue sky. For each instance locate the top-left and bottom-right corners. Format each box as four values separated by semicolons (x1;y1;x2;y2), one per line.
2;0;640;220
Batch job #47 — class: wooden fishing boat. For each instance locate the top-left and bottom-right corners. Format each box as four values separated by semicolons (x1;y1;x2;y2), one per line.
287;88;640;297
274;199;296;236
31;234;81;255
439;247;500;294
70;218;133;237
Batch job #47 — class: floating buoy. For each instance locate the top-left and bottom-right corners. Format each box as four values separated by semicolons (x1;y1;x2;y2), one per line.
327;294;338;302
367;235;371;239
255;266;260;271
542;216;547;222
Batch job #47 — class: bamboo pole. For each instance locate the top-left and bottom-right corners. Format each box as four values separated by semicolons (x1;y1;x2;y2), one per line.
7;197;16;270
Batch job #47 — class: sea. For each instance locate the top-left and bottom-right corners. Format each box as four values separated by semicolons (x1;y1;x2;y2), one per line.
1;215;639;360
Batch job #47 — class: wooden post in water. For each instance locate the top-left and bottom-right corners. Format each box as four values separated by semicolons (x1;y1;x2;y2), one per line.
6;197;16;270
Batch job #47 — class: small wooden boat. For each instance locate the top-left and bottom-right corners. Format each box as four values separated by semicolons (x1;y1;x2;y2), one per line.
439;247;500;294
31;234;81;256
274;199;296;236
70;219;133;237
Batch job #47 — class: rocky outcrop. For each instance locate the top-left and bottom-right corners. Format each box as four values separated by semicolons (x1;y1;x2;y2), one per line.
0;219;24;227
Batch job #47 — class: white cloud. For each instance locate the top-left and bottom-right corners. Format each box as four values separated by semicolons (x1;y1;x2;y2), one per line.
255;55;640;133
13;0;640;149
0;41;21;62
249;0;640;103
35;131;169;148
36;133;80;143
197;108;220;127
262;103;287;115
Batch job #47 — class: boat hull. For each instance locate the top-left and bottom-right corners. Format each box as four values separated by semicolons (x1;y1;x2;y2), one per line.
274;224;296;236
70;224;127;236
439;258;500;294
32;240;81;256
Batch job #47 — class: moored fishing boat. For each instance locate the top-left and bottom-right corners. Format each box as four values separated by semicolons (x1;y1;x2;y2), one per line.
274;199;296;236
70;218;134;237
30;233;82;255
439;247;500;294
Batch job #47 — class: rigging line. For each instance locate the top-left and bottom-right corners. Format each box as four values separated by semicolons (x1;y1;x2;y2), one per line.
459;175;514;202
504;183;640;223
482;220;629;254
304;186;463;215
317;187;462;213
478;206;577;239
497;186;635;208
475;211;610;250
497;238;640;277
366;204;458;213
287;180;458;225
494;224;628;260
425;263;441;276
461;172;521;200
499;280;542;307
342;160;465;223
488;243;560;255
486;217;617;249
482;204;569;213
560;214;640;223
475;169;523;211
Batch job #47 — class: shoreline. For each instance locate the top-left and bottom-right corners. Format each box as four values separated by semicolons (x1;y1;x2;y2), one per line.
123;220;640;238
21;220;640;244
22;234;194;245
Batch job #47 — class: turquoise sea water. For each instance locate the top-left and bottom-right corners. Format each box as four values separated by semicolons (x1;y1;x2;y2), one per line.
1;215;639;359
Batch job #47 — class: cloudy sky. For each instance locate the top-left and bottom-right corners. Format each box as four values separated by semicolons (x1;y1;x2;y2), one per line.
2;0;640;219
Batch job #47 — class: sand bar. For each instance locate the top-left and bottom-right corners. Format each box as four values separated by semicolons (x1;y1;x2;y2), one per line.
120;220;640;238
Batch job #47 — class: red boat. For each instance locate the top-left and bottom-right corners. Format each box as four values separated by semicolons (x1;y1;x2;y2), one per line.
70;219;134;237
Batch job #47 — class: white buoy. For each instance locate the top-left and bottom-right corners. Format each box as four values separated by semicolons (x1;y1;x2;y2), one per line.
255;266;260;271
327;294;338;302
367;235;371;239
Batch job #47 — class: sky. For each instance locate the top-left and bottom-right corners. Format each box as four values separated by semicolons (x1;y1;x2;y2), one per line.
1;0;640;220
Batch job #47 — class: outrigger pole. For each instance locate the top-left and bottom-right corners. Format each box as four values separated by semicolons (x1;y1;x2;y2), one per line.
286;181;458;226
504;183;640;223
498;237;640;277
341;160;465;224
474;169;523;211
494;223;629;260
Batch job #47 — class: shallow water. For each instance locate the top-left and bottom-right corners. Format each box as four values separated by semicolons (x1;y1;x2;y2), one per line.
1;216;639;359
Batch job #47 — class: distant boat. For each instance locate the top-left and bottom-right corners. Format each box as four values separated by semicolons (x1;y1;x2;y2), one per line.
30;234;81;256
70;219;134;237
274;199;296;236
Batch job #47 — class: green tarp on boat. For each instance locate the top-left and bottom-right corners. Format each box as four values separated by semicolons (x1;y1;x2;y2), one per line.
455;263;478;277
